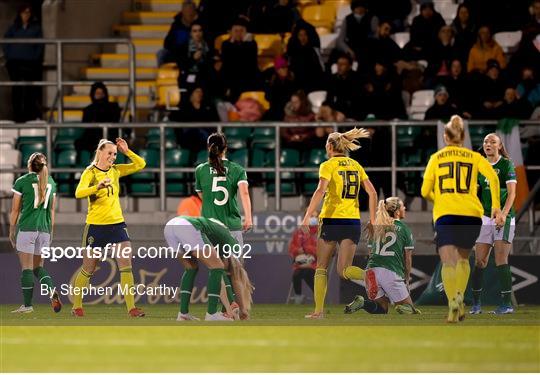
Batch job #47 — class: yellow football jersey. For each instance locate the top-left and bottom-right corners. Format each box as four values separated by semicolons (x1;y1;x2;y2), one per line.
421;145;501;222
75;150;146;225
319;156;369;219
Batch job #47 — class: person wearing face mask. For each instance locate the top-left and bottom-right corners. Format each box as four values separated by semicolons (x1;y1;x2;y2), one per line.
288;212;319;304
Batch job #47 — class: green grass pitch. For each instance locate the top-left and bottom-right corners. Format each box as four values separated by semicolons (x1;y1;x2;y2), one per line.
1;304;539;372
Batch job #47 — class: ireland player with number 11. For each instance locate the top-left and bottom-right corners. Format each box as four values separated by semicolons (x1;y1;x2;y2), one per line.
10;153;62;314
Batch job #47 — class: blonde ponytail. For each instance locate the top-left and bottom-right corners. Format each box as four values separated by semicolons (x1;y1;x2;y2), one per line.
91;139;115;166
327;127;371;155
28;153;48;206
369;197;402;242
444;115;465;145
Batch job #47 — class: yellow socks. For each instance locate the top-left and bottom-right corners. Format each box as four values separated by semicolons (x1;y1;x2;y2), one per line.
314;268;327;314
441;264;457;303
455;258;471;296
72;268;92;310
120;267;136;311
342;266;365;281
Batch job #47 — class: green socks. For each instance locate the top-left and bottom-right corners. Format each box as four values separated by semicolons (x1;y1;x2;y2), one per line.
207;269;224;314
21;269;34;307
496;264;513;306
223;273;236;303
471;266;484;306
33;267;54;296
179;268;198;314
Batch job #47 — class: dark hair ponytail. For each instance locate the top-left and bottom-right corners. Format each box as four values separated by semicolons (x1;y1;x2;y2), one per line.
28;153;48;205
207;132;227;176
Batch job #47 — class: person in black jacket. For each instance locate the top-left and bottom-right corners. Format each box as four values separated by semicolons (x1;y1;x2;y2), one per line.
325;54;361;118
425;26;459;86
287;25;325;93
424;85;460;120
160;1;198;66
3;4;44;122
496;87;533;119
336;0;379;62
404;2;445;61
451;4;476;65
363;20;402;73
220;16;260;100
265;56;298;120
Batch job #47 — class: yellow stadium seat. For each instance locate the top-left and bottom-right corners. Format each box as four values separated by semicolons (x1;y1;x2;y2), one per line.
239;91;270;111
254;34;283;57
157;85;181;109
157;63;179;81
302;4;336;30
324;0;351;13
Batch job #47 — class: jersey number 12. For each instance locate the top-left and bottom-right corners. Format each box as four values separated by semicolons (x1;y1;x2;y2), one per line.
31;183;53;209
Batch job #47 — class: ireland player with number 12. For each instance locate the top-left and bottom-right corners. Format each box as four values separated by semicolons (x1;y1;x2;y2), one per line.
9;153;62;314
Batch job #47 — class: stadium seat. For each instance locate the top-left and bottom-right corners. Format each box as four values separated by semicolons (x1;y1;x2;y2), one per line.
265;148;300;185
397;126;421;149
213;34;230;53
195;150;207;166
494;31;522;53
224;127;250;150
434;2;458;24
146;127;175;139
302;148;325;193
251;128;276;149
320;33;338;52
166;148;190;180
250;148;267;167
239;91;270;112
334;4;351;31
469;125;495;149
147;136;177;149
302;4;336;31
55;150;77;196
229;148;249;168
254;34;283;58
130;148;158;196
19;144;46;167
0;173;15;196
391;32;410;49
77;150;92;168
0;149;21;169
308;91;327;114
0;128;18;146
409;90;434;119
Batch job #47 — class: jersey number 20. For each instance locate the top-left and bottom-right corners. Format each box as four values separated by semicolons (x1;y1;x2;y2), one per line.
338;171;359;199
212;177;228;206
438;162;473;194
31;183;53;209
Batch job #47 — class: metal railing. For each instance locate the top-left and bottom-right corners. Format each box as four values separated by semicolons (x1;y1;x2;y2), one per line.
1;120;540;211
0;38;136;122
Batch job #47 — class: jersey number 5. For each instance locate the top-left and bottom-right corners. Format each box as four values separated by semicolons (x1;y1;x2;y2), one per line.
338;171;359;199
31;183;53;209
438;162;473;194
212;177;229;206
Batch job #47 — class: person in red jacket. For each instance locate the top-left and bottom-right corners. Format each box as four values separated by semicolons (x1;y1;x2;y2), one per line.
288;212;318;304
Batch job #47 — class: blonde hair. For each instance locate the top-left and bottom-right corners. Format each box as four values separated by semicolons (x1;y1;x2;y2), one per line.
444;115;465;145
327;127;371;155
91;139;115;166
369;197;402;242
27;153;48;206
484;133;510;159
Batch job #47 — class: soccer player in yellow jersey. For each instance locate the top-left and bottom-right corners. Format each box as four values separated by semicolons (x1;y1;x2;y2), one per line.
301;128;378;319
72;138;146;317
421;115;504;323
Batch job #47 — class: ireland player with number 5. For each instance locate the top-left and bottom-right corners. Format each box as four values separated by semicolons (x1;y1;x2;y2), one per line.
9;153;62;314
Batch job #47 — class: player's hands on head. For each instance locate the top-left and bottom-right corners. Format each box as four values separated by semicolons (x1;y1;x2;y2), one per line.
97;177;111;190
116;138;129;154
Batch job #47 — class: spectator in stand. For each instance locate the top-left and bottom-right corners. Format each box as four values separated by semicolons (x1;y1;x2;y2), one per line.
506;25;540;81
197;0;250;42
265;56;298;120
526;0;540;28
290;18;320;48
426;26;459;86
405;2;445;61
436;59;473;118
336;0;379;62
3;4;44;122
176;192;202;216
78;82;121;151
288;210;318;304
314;101;341;148
170;87;217;150
175;22;211;90
221;16;260;100
282;90;316;147
475;59;507;118
206;55;227;102
326;54;361;118
497;86;533;119
516;67;540;108
467;25;506;73
286;26;325;93
266;0;300;33
362;61;407;120
368;0;411;32
364;20;403;72
160;1;198;66
424;85;460;120
451;4;477;65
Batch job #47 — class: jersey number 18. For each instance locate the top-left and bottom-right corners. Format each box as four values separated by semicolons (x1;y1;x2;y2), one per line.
338;171;359;199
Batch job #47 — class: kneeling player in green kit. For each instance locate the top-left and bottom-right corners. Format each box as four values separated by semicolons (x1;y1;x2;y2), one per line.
345;198;420;315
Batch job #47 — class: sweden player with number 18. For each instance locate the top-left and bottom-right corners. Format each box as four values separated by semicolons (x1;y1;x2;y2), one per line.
194;132;252;317
302;128;378;319
9;153;62;314
71;138;146;317
421;115;504;323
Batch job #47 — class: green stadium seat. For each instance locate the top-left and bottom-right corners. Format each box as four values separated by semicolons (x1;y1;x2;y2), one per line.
195;150;207;166
55;150;77;196
146;127;175;139
229;148;248;167
469;125;495;150
56;150;77;166
19;144;46;167
400;149;423;166
17;136;46;148
301;148;325;193
77;150;92;168
147;136;177;149
251;128;275;149
55;127;84;140
266;182;297;196
302;182;318;195
224;127;252;149
264;148;300;195
130;183;157;196
166;182;188;196
250;148;267;167
166;148;190;180
396;126;421;148
131;149;158;181
115;153;127;164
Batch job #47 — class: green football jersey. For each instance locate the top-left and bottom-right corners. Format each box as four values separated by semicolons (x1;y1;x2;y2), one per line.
195;159;248;231
182;216;238;247
366;220;414;279
12;173;56;233
478;156;516;218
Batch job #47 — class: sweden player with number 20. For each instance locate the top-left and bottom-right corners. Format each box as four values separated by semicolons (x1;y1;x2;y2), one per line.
10;153;62;314
421;115;504;323
302;128;377;319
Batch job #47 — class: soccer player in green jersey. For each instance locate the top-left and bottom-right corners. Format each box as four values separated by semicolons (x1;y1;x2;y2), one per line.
345;198;420;315
195;132;253;317
9;153;62;314
471;133;517;315
164;216;253;321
